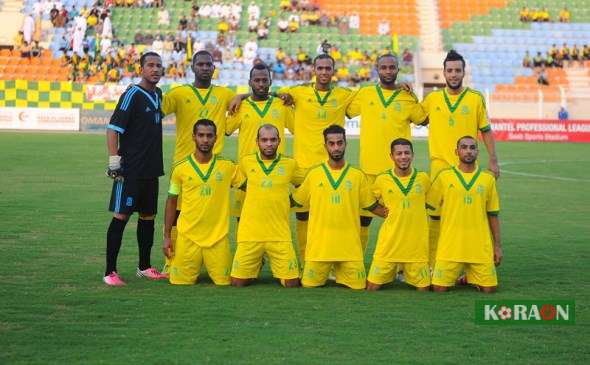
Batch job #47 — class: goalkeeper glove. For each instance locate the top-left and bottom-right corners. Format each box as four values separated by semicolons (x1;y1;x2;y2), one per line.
106;155;123;179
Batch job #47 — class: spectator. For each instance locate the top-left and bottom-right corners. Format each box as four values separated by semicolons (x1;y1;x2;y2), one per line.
220;2;232;19
558;107;569;121
210;1;221;18
243;38;258;64
533;52;544;68
152;34;164;54
218;17;229;34
158;6;170;26
378;20;390;35
22;13;34;43
199;3;211;17
582;44;589;61
318;39;330;55
330;46;342;62
348;12;360;31
229;15;239;32
257;22;269;40
402;48;413;67
519;6;530;22
179;15;188;30
549;43;558;59
31;41;42;57
212;47;223;63
102;14;113;39
278;15;288;32
540;7;550;22
247;1;260;21
571;44;580;64
537;66;549;85
559;7;570;22
522;51;532;67
273;61;286;79
336;63;350;82
20;41;32;58
50;6;59;26
337;16;349;34
248;16;258;32
560;43;571;64
288;15;300;32
280;0;291;11
545;51;554;67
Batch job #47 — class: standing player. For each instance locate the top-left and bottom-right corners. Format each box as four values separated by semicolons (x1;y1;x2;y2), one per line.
225;63;294;218
426;136;502;293
162;119;241;285
230;125;302;288
346;54;427;252
104;52;167;286
367;139;430;291
422;50;500;267
278;54;357;260
161;50;236;273
292;125;387;290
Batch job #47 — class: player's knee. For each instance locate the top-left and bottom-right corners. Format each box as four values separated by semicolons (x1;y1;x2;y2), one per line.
479;285;497;293
113;213;130;221
231;277;249;287
360;216;372;227
416;286;431;292
366;281;381;291
281;278;300;288
432;285;449;292
139;214;156;220
296;212;309;221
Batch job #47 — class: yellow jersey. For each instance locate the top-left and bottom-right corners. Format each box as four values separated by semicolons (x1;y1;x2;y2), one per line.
168;154;241;247
292;162;377;261
237;153;302;243
426;166;500;263
278;84;356;168
373;168;430;262
225;96;294;160
347;85;427;175
162;84;236;162
422;87;490;168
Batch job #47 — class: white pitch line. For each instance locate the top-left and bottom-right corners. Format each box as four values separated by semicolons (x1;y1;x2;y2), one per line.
502;169;590;183
500;159;590;167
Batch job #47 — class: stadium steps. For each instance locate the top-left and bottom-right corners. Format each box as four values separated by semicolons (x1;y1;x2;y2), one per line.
417;0;443;52
0;0;23;46
438;0;509;29
565;67;590;98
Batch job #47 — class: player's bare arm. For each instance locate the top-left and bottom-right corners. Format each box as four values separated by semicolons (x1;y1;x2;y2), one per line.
162;195;178;259
488;215;502;266
482;130;500;178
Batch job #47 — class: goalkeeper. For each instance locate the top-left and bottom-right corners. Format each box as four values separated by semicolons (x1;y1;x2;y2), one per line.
103;52;167;286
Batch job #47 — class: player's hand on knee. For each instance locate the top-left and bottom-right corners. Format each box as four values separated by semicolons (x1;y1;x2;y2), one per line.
162;237;174;258
106;155;123;179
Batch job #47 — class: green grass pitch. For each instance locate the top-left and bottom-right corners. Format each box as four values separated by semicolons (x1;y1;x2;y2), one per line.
1;132;589;364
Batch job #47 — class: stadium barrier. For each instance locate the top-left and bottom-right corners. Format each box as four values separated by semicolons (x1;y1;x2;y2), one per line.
491;119;590;143
0;107;79;130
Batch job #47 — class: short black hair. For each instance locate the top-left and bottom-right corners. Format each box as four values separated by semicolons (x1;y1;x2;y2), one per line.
191;50;213;64
456;135;477;147
256;124;279;139
391;138;413;152
443;50;465;70
193;119;217;134
249;63;271;79
140;51;161;67
323;124;346;142
313;53;335;67
376;53;398;65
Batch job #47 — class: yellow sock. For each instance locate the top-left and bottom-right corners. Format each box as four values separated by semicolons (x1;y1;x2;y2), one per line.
163;225;178;273
296;220;308;261
429;219;440;269
360;226;369;254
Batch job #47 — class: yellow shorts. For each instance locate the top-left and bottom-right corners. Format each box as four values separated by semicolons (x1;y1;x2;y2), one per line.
360;174;377;218
367;260;431;288
430;159;452;180
301;261;366;289
231;241;300;280
169;234;231;286
432;260;498;287
231;188;245;217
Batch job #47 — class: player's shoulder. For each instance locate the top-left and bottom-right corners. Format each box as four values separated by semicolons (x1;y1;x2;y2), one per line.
432;167;453;183
214;84;236;95
279;154;296;163
416;170;430;180
216;154;236;166
347;164;368;178
480;169;497;181
166;83;191;95
465;87;486;101
240;152;258;164
171;155;191;172
424;89;443;100
399;89;420;102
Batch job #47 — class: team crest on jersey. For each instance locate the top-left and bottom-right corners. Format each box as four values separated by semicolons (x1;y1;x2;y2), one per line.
331;99;337;107
210;95;218;105
476;184;484;195
272;109;280;119
345;180;352;191
277;166;285;176
394;102;401;111
215;171;223;181
461;105;470;115
415;184;422;193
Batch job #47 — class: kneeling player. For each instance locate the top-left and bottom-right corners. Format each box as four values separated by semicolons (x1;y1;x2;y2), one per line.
292;125;388;290
231;125;302;288
367;139;431;291
162;119;241;285
427;136;503;293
